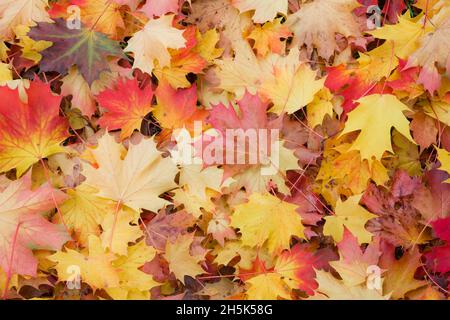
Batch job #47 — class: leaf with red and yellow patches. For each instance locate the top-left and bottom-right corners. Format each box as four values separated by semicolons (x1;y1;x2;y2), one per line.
0;79;69;177
240;244;317;299
0;173;69;277
387;59;424;100
154;27;208;89
275;244;318;296
247;18;291;57
325;65;385;113
154;80;208;134
71;0;125;39
97;77;154;140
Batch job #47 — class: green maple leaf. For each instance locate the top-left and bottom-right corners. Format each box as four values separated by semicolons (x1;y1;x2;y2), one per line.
29;18;125;85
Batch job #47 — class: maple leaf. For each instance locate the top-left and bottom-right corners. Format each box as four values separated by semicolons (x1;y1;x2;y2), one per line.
172;188;216;218
380;246;427;299
247;18;291;57
362;171;432;247
179;164;224;201
307;88;335;128
29;18;124;84
286;0;362;60
340;94;415;162
323;194;377;244
274;244;318;295
325;64;384;112
329;229;381;287
100;208;142;256
407;14;450;92
411;112;438;150
97;77;154;140
145;210;196;251
106;240;159;300
2;0;450;301
213;240;256;269
260;48;325;115
13;24;52;64
368;14;429;70
164;233;205;284
82;133;178;213
49;235;120;290
56;185;115;246
0;0;52;39
231;0;288;23
0;173;69;276
388;59;424;100
61;67;97;117
215;39;262;97
312;270;389;300
245;272;291;300
0;79;69;177
413;169;450;221
207;210;237;246
153;27;208;89
154;80;208;133
231;193;305;255
205;92;299;194
73;0;125;38
124;14;187;75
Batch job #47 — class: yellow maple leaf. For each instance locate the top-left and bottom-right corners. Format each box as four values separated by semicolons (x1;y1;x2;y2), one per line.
179;164;224;201
340;94;415;162
106;241;159;300
246;273;291;300
100;208;143;256
231;193;305;254
13;24;52;63
56;185;116;246
49;235;120;290
195;29;223;63
125;14;186;75
164;233;205;284
260;48;325;115
82;133;178;213
369;14;429;61
216;39;262;97
312;270;389;300
213;241;257;269
307;88;334;128
76;0;125;39
172;188;216;218
323;194;377;244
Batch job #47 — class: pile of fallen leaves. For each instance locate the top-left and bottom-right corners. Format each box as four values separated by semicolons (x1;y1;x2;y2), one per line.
0;0;449;300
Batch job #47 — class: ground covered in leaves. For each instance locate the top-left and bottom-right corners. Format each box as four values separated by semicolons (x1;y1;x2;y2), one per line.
0;0;449;300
